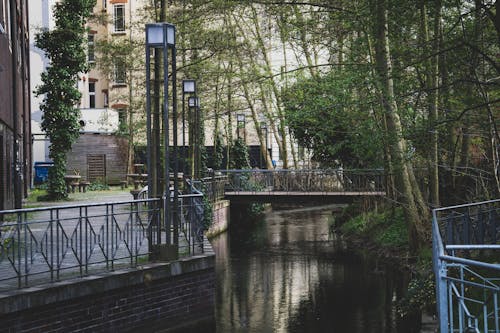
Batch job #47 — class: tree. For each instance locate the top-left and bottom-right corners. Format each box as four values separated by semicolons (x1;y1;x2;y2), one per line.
35;0;96;200
284;71;384;168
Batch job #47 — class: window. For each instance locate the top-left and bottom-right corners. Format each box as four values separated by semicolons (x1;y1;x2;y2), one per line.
102;0;107;9
87;34;95;63
113;61;126;84
89;82;96;108
113;4;125;32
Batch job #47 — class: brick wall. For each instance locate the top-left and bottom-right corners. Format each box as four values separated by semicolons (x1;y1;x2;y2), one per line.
206;199;230;238
0;257;215;332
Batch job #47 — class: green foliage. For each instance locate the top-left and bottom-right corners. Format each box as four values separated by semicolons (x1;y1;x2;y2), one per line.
35;0;96;200
230;138;251;169
283;71;384;168
87;180;110;191
340;207;408;250
213;133;225;170
202;195;214;229
397;271;436;318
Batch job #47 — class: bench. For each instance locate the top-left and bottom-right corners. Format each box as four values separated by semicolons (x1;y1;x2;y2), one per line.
69;182;79;193
79;181;91;193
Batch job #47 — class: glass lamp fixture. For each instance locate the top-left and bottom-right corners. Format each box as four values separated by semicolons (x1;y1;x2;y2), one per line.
188;97;200;107
183;80;196;94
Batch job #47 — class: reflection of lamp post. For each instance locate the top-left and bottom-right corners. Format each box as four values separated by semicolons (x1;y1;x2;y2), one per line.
260;122;268;168
237;114;246;141
188;96;201;179
182;79;195;175
145;22;176;249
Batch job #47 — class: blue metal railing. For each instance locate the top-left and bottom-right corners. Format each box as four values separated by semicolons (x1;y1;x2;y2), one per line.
433;199;500;332
0;193;205;289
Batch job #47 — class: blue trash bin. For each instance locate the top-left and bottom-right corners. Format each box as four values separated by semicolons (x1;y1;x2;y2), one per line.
34;162;54;184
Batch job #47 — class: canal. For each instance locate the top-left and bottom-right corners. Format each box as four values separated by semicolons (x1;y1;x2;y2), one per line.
209;204;414;333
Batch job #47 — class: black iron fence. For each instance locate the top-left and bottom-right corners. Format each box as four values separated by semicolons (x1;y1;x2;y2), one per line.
0;193;205;289
195;175;228;204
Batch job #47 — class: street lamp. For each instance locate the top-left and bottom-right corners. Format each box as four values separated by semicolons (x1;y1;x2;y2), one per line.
182;79;196;175
188;96;201;179
260;122;268;168
145;22;177;251
237;114;246;141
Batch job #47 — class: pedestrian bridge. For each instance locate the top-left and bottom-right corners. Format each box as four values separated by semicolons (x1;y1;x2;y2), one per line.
202;169;386;203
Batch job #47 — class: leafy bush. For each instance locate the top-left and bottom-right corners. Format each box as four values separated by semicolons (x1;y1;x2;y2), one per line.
87;181;110;191
340;214;368;234
397;271;436;318
340;207;408;250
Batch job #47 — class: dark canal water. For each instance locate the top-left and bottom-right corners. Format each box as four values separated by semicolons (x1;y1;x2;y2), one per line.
208;204;413;333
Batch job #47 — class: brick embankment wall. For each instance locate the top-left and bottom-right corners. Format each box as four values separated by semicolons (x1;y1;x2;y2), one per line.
206;199;230;238
0;255;215;333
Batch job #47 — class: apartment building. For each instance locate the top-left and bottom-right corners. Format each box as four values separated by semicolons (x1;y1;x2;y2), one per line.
0;0;31;210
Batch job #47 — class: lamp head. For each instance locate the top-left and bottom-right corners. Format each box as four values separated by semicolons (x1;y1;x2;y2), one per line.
146;23;175;47
183;79;196;94
188;97;200;107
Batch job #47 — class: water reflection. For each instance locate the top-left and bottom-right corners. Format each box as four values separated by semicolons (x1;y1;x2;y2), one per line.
211;204;407;333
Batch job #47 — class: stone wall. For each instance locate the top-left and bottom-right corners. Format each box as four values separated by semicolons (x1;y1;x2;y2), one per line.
0;255;215;332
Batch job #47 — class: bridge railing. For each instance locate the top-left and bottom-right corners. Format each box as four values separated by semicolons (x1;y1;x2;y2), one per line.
194;175;228;204
0;193;205;289
432;199;500;333
218;169;386;193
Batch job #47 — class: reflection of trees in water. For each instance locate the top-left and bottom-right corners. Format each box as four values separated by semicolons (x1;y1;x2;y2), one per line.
213;206;414;332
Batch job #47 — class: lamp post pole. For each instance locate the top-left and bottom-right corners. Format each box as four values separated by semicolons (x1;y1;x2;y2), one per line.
145;23;176;250
182;80;196;176
188;96;200;179
261;122;268;168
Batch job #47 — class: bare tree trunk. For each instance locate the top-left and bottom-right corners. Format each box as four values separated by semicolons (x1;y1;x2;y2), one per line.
373;0;429;252
420;0;441;207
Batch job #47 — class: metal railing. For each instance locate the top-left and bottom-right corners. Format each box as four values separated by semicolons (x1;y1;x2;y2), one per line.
218;169;386;193
0;193;205;289
433;199;500;332
195;175;228;204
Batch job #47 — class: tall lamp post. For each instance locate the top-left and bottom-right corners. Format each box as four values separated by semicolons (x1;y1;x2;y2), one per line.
145;22;177;253
237;114;246;142
188;96;201;179
260;122;268;168
182;79;196;175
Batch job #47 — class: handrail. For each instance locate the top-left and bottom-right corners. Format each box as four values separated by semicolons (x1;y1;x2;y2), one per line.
218;169;386;193
433;200;500;333
0;193;206;290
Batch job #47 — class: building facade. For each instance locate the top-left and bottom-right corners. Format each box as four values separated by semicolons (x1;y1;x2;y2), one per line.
0;0;31;210
30;0;126;185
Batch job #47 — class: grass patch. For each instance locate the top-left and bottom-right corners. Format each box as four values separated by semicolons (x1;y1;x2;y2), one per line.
340;207;408;250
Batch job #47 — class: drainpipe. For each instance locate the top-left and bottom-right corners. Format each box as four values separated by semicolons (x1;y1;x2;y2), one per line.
10;0;22;209
21;0;31;195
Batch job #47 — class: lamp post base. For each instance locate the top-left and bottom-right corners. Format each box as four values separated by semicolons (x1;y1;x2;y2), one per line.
150;244;178;261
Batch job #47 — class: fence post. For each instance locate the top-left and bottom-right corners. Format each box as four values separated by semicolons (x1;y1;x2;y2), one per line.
438;259;449;333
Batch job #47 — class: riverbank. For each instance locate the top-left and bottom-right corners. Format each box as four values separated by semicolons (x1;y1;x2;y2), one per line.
333;203;438;331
